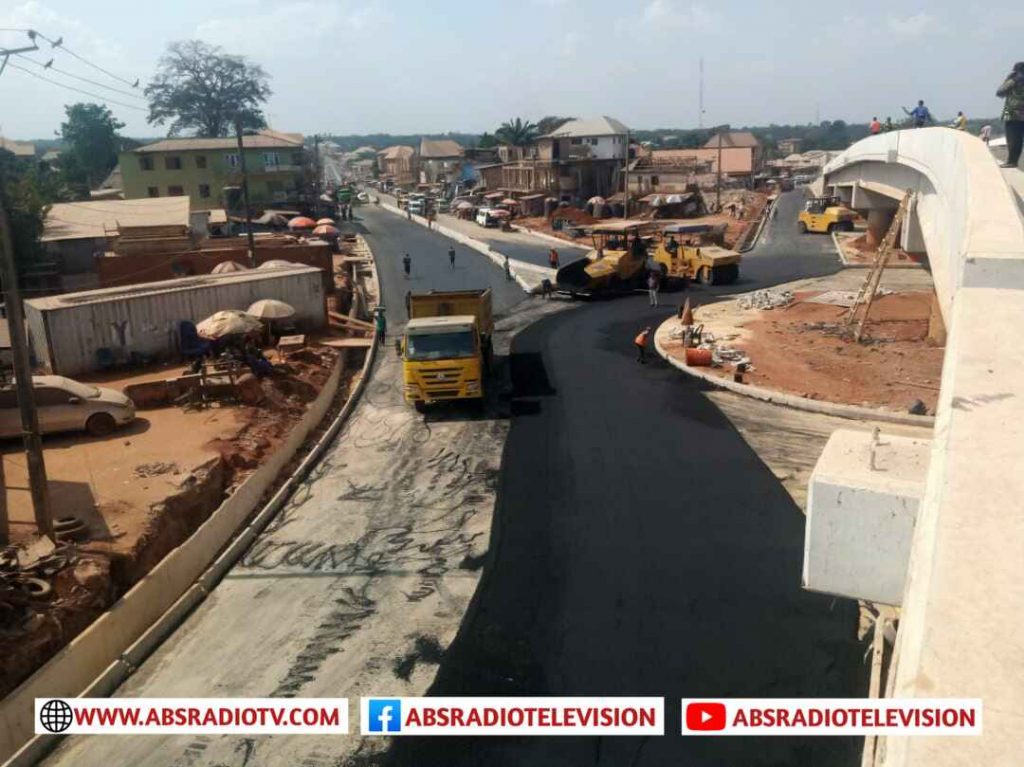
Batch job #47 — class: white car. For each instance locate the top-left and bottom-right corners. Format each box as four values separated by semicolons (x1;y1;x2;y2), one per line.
0;376;136;438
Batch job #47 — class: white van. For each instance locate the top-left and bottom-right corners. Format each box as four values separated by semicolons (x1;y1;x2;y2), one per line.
475;208;497;228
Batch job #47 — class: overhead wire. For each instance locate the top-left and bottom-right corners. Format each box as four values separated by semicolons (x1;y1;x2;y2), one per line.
4;61;147;112
14;53;145;101
29;30;140;90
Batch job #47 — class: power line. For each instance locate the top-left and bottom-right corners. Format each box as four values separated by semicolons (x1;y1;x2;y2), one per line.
30;30;139;90
5;61;147;112
15;53;145;101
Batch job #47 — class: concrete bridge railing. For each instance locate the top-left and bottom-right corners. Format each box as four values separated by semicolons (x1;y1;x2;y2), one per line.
818;129;1024;765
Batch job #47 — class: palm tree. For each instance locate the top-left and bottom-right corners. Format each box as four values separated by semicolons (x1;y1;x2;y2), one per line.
495;118;539;147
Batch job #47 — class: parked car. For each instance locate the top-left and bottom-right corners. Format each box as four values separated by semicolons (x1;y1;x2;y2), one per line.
476;208;497;227
0;376;136;438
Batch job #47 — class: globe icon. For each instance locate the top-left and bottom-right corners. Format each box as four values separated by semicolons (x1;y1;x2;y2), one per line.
40;699;73;733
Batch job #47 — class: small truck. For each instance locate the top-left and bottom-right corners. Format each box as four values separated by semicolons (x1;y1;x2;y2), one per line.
399;289;494;411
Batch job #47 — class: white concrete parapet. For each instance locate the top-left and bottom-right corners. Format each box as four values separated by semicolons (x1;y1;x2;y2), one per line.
804;430;930;606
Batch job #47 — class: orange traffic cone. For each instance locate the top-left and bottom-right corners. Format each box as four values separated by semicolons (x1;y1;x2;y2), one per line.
679;297;694;326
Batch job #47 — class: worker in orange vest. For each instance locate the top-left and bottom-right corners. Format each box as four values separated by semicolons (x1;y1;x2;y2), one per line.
549;248;559;269
635;326;651;364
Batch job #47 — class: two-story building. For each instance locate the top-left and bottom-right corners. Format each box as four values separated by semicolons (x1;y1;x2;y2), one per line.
487;116;629;204
418;138;463;185
119;129;308;212
377;145;418;187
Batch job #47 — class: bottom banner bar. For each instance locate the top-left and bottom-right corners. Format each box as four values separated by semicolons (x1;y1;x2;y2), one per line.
361;697;664;736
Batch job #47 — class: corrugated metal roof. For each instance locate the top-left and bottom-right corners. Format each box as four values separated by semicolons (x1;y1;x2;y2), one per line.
379;145;416;159
543;116;628;139
0;137;36;157
42;197;191;242
419;139;463;158
703;131;761;149
27;265;320;311
133;130;304;154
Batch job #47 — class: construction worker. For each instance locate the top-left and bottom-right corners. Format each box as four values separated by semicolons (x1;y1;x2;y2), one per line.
403;253;412;278
634;326;651;364
374;307;387;346
883;116;895;132
541;278;553;299
902;100;933;128
869;116;882;135
448;245;456;269
549;248;559;269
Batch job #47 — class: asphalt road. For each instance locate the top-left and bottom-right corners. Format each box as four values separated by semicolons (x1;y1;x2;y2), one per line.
355;206;527;321
369;195;864;766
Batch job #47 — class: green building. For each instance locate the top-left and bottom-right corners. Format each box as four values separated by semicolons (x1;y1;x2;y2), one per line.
119;130;308;212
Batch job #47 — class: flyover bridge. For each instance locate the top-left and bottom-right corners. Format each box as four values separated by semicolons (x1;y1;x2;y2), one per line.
815;129;1024;764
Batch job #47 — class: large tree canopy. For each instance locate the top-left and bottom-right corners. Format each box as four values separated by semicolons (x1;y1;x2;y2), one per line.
145;40;271;137
495;118;538;147
0;151;55;271
58;103;125;194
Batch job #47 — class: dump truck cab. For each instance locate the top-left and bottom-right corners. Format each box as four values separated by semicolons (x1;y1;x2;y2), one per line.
650;223;741;286
400;289;493;410
798;196;856;234
555;220;655;296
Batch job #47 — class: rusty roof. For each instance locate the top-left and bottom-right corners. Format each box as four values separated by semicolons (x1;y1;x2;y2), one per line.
419;138;463;158
0;137;36;157
133;130;304;154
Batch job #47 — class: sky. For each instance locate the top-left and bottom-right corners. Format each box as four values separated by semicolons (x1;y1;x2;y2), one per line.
1;0;1023;140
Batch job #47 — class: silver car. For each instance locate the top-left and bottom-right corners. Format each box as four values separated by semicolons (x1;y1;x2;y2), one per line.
0;376;136;438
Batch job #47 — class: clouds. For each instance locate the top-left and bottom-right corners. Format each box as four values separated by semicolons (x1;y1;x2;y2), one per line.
639;0;718;32
886;11;941;39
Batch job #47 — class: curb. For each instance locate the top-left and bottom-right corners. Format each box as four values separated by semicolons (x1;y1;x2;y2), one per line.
652;320;935;427
377;201;536;293
510;224;589;251
738;198;774;253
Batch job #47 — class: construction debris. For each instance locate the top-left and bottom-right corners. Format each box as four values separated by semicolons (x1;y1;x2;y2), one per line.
739;289;793;311
133;462;181;478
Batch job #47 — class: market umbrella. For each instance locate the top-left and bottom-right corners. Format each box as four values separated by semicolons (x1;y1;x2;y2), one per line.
500;198;518;206
454;201;474;210
312;224;339;237
287;216;317;230
588;196;606;205
196;310;262;340
258;259;300;269
211;260;249;274
247;299;296;320
490;209;511;218
315;217;336;225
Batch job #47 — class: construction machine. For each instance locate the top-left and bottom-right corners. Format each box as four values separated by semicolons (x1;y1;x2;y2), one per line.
649;223;741;286
554;220;658;297
399;289;493;411
797;196;856;234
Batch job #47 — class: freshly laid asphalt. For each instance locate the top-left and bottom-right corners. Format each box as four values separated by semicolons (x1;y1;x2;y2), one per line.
366;195;866;766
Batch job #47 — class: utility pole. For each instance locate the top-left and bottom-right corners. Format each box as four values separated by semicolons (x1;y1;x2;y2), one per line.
0;202;52;541
234;120;257;268
0;36;40;78
622;128;630;219
698;58;704;129
313;135;321;219
715;129;723;211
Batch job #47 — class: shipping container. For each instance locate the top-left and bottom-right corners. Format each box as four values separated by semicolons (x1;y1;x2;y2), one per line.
25;266;326;376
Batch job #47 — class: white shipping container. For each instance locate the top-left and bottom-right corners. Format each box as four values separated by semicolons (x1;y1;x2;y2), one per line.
25;266;326;376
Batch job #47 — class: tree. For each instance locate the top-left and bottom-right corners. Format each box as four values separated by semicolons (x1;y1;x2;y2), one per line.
477;132;498;149
536;115;573;136
0;150;53;272
58;103;125;194
495;118;539;147
145;40;271;137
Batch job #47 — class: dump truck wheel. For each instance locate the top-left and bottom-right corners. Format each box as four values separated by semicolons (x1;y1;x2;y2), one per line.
797;221;808;234
86;413;116;436
699;266;713;284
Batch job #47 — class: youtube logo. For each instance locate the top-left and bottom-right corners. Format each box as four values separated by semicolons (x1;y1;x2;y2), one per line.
685;702;727;732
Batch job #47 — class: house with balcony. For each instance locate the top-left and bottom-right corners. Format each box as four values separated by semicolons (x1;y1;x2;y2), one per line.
488;116;629;204
119;129;308;212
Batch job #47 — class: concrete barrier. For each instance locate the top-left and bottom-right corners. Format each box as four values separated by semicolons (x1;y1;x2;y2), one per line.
0;241;382;767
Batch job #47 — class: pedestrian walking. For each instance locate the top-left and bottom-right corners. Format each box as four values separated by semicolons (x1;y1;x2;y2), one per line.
951;111;968;130
997;62;1024;168
448;245;456;269
549;248;559;269
902;100;934;128
771;202;779;220
541;278;553;298
869;116;882;135
634;326;651;364
980;124;993;145
504;257;512;281
374;307;387;346
403;253;412;278
647;271;660;307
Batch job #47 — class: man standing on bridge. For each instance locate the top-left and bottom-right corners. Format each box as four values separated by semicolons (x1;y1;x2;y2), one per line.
635;326;651;364
997;62;1024;168
869;116;882;135
403;253;412;278
448;245;456;269
902;100;933;128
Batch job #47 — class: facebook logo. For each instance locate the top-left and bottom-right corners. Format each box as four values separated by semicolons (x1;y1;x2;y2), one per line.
367;699;402;733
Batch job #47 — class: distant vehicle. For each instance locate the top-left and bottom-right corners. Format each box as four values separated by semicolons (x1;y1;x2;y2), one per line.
356;192;369;203
0;375;136;438
399;289;494;411
798;196;856;234
475;208;498;227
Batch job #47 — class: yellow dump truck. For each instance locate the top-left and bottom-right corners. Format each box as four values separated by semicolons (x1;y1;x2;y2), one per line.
797;196;856;234
400;289;493;411
650;223;741;286
554;220;656;296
